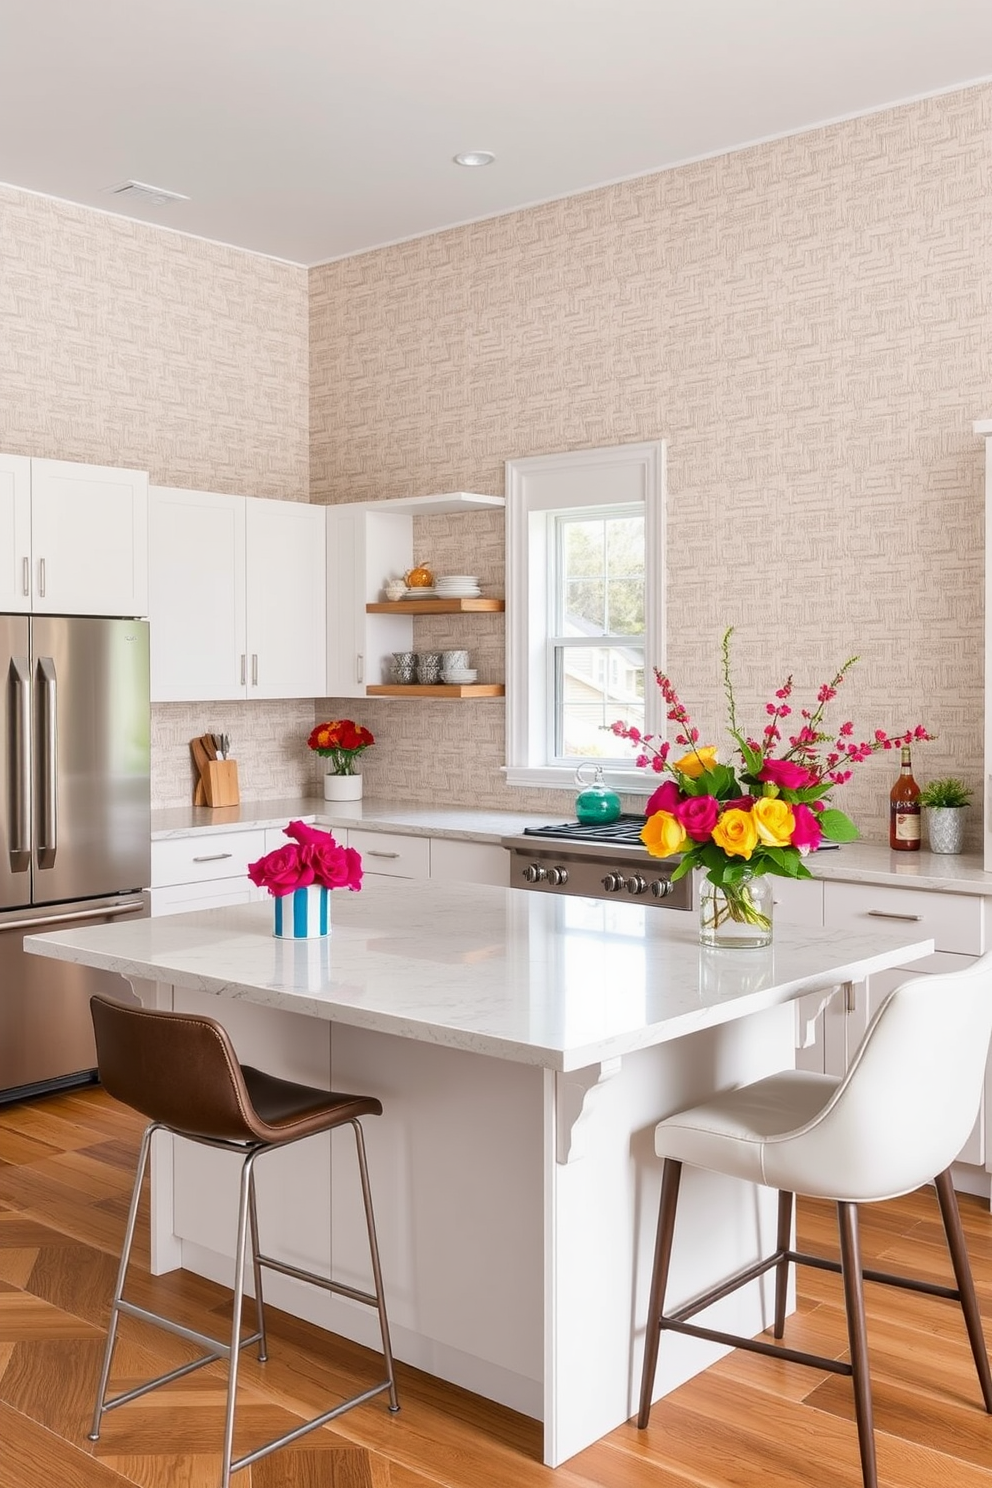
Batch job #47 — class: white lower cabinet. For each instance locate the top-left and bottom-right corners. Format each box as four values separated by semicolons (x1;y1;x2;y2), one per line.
347;829;430;880
150;831;267;916
784;874;988;1181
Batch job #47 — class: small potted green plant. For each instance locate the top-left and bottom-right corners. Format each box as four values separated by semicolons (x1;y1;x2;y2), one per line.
918;777;973;855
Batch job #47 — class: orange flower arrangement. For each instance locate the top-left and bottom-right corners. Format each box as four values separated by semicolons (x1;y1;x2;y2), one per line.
307;719;374;776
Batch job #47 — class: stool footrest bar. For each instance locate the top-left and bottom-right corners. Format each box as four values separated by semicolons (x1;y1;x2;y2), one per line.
660;1316;854;1375
256;1250;380;1308
230;1380;394;1472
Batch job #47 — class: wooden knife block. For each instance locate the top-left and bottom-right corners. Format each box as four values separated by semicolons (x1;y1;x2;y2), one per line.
203;759;240;808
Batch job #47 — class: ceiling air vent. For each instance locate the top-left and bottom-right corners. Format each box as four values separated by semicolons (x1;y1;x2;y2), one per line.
106;180;189;207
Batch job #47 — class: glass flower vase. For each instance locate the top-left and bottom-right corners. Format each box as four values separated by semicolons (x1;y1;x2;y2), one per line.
699;872;773;949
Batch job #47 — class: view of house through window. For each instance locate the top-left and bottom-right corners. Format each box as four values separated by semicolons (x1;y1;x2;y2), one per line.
552;507;645;759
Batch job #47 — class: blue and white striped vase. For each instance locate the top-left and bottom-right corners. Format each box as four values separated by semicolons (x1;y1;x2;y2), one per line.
272;884;330;939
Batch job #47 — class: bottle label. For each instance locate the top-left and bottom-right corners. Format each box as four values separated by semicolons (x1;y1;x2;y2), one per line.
893;808;921;842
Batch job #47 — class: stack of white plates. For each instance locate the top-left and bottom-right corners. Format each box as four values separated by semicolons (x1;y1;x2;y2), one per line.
435;574;481;598
442;667;478;685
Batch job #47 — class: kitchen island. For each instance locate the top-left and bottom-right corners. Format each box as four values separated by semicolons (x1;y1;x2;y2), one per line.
27;880;933;1466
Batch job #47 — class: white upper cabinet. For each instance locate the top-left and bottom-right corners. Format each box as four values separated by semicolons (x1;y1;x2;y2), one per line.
0;453;31;612
245;497;326;700
149;487;325;702
0;453;148;617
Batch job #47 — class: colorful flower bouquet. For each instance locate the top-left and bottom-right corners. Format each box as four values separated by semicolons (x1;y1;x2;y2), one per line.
307;719;374;777
611;629;932;941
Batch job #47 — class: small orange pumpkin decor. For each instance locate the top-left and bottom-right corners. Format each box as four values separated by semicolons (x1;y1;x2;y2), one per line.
404;562;434;588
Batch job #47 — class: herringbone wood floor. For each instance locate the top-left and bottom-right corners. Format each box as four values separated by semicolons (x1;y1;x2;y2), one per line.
2;1086;992;1486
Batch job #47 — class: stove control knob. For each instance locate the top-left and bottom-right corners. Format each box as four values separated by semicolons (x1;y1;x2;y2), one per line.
650;878;675;899
601;872;626;893
626;874;648;895
523;863;548;883
547;866;569;887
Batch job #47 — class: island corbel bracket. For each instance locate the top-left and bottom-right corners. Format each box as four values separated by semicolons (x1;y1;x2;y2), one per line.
554;1058;623;1165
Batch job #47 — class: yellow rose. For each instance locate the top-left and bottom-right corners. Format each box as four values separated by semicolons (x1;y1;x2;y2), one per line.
640;811;688;859
711;807;758;859
752;796;795;849
673;746;718;780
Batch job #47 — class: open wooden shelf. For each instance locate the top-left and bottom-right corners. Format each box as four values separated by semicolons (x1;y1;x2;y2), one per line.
366;597;504;614
367;683;505;698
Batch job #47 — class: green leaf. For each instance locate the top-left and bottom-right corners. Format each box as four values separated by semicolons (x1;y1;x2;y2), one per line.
818;808;860;843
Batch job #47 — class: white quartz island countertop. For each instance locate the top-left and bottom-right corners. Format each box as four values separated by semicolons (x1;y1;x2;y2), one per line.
26;878;934;1073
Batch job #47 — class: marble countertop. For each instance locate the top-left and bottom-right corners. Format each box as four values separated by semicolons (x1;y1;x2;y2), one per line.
151;797;558;845
151;797;992;894
26;881;933;1072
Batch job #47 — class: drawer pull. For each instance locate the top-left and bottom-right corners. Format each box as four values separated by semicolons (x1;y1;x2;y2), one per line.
866;909;923;922
367;850;400;859
192;852;234;863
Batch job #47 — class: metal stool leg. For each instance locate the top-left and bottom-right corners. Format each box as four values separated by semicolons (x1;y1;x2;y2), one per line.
773;1190;794;1339
220;1149;259;1488
89;1122;159;1442
247;1167;268;1363
637;1158;683;1428
837;1201;877;1488
351;1119;399;1412
934;1167;992;1411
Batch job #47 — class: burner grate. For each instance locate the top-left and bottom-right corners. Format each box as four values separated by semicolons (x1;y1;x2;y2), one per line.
523;814;648;846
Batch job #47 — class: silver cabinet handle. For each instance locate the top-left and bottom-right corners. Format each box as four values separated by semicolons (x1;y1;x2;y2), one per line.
38;557;46;598
8;655;31;870
36;656;57;868
357;652;364;684
367;850;400;859
192;852;234;863
240;654;247;686
251;653;258;686
866;910;924;922
15;899;145;933
21;557;29;597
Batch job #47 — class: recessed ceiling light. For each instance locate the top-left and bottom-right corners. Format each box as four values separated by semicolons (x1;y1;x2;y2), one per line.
453;151;495;168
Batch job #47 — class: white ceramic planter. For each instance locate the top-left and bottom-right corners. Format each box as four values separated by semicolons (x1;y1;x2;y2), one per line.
323;772;363;801
924;806;966;854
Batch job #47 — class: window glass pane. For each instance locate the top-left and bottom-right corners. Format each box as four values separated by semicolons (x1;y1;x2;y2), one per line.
556;645;644;758
558;513;644;636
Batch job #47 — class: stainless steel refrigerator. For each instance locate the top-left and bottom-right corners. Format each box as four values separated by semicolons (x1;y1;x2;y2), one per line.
1;614;150;1102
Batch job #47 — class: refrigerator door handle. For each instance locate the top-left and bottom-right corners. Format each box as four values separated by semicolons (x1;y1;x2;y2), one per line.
12;899;145;933
8;655;31;872
36;656;58;869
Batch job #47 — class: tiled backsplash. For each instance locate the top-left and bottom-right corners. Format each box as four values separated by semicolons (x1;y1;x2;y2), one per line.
151;700;319;809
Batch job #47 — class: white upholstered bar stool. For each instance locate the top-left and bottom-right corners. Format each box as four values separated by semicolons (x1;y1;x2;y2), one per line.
637;951;992;1488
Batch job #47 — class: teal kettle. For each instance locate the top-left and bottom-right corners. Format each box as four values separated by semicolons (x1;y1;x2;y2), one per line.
574;763;622;825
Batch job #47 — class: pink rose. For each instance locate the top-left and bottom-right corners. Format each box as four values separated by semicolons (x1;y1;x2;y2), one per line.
758;758;816;791
285;819;339;849
248;843;310;895
790;802;823;855
645;780;681;816
300;839;364;891
674;794;719;842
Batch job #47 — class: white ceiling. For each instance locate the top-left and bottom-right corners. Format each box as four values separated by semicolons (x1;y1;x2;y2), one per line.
3;0;991;267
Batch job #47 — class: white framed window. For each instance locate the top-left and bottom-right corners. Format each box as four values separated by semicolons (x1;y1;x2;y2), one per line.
505;440;665;792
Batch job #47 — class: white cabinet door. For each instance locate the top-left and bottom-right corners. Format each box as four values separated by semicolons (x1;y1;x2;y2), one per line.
245;498;326;700
430;838;509;887
30;458;148;616
149;488;247;702
0;453;31;612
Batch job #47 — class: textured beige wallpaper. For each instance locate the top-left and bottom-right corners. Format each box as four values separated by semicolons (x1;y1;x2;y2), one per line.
0;184;311;808
311;84;992;844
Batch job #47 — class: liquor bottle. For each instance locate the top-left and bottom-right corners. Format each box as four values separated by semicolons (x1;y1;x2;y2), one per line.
889;745;921;851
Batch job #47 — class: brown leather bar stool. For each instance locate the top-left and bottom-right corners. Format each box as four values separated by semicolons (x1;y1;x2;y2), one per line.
87;993;399;1487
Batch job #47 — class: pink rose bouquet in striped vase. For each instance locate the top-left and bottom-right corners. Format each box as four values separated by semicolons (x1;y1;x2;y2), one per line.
248;820;363;939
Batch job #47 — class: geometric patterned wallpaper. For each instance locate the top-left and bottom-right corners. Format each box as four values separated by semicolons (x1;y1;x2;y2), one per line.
4;81;992;838
312;82;992;844
0;183;310;809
